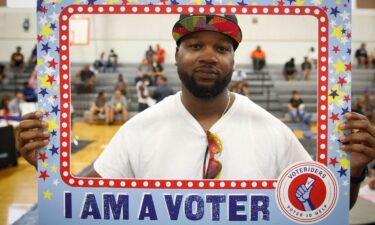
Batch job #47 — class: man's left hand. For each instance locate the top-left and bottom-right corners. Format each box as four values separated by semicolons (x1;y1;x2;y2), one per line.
340;112;375;176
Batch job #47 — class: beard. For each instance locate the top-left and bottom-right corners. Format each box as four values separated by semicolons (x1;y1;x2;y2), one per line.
178;67;233;99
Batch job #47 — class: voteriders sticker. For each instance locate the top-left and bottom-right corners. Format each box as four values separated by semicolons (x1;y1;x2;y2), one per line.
276;162;339;224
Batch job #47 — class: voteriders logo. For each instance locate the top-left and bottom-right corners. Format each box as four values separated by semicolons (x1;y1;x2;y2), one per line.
276;162;338;224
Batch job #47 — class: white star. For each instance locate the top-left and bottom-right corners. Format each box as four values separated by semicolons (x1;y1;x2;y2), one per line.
49;35;57;44
340;10;350;21
329;69;334;74
345;22;352;30
39;16;48;26
45;67;55;75
340;37;349;45
47;96;55;104
341;55;347;61
49;12;59;23
330;134;338;142
330;77;336;84
330;19;337;27
338;99;345;107
310;0;322;6
342;180;349;186
53;179;59;186
329;57;333;64
329;103;335;112
43;53;53;63
345;74;351;83
43;103;47;108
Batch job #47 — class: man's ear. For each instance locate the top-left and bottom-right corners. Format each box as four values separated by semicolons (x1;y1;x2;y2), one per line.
174;46;179;65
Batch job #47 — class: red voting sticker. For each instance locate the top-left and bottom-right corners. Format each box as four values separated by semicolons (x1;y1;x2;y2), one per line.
276;162;338;224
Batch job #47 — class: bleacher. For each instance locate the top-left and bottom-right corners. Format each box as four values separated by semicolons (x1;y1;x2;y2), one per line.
1;63;374;121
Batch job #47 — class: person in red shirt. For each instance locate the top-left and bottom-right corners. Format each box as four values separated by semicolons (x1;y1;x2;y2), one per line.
251;45;266;72
155;44;166;64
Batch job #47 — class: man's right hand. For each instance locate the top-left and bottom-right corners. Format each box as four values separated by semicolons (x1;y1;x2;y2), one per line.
19;111;50;168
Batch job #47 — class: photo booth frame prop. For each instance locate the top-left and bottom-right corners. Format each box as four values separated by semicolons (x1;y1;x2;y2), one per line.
37;0;352;224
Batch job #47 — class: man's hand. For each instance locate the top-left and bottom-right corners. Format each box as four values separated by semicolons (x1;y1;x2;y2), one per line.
340;112;375;176
19;111;50;169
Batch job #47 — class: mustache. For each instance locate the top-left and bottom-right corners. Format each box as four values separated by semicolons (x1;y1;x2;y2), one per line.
193;66;220;75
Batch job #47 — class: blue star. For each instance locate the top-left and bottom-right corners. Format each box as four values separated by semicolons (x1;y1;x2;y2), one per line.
330;6;340;18
237;0;247;5
88;0;97;4
37;0;43;12
337;167;347;177
341;107;349;115
51;130;57;137
51;105;60;116
329;89;339;99
341;28;346;34
49;145;59;155
41;42;51;54
170;0;179;5
50;23;57;30
346;48;351;55
39;88;48;97
205;0;213;5
55;46;60;53
287;0;295;4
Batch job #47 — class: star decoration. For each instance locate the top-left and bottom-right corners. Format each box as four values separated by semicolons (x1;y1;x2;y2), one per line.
170;0;179;4
43;190;52;200
39;153;48;162
310;0;322;6
330;6;340;18
51;130;57;137
331;24;344;41
47;75;56;86
39;75;52;89
50;23;57;30
49;12;59;23
43;52;53;63
277;0;285;6
40;23;54;39
51;165;58;173
329;89;339;99
49;144;59;155
159;0;167;3
343;180;349;186
108;0;120;3
339;156;350;169
47;96;55;105
39;170;50;181
37;35;43;42
41;42;51;54
48;59;58;69
190;0;204;3
330;113;339;123
49;35;57;44
346;48;351;55
329;157;338;167
332;46;340;54
346;32;352;39
53;179;59;186
340;37;349;45
55;46;60;53
333;59;346;75
287;0;296;4
295;0;304;6
88;0;97;4
237;0;247;5
39;88;49;98
340;10;350;21
343;95;351;103
337;76;347;87
341;107;349;115
40;6;47;14
45;118;59;132
44;111;50;117
345;62;351;72
42;161;48;168
337;167;347;177
51;105;60;116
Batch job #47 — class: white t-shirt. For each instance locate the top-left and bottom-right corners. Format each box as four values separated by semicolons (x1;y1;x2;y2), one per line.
94;92;312;179
136;81;149;104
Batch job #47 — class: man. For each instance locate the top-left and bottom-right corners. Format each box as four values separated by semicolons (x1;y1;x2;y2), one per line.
10;46;25;72
18;15;375;209
75;64;96;93
288;90;311;126
109;89;128;124
250;45;266;72
301;56;312;80
283;57;297;81
355;43;369;68
107;49;118;72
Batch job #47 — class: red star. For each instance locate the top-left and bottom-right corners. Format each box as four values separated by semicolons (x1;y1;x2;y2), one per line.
330;113;339;123
159;0;167;4
44;111;50;117
344;95;351;103
332;46;340;54
41;6;48;14
38;153;48;162
277;0;285;6
337;76;347;87
322;6;328;11
329;157;338;167
47;75;56;86
122;0;128;4
53;95;58;100
346;33;351;39
48;59;58;69
37;35;43;42
39;170;50;181
345;62;352;72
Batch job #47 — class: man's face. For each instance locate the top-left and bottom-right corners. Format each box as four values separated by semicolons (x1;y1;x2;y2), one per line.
175;31;235;99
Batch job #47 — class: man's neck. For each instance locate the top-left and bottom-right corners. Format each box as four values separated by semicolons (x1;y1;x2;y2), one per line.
180;86;233;131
